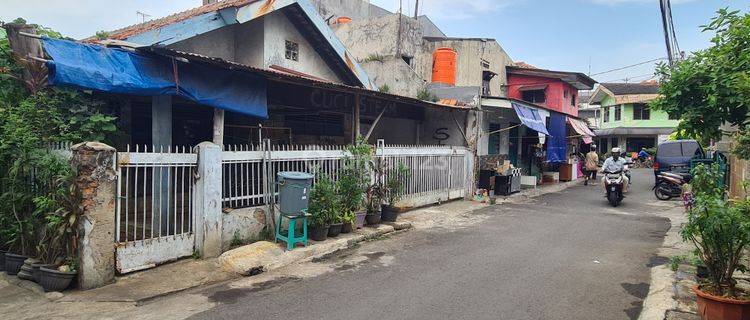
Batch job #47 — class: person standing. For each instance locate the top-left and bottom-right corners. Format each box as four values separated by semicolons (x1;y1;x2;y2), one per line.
584;145;599;185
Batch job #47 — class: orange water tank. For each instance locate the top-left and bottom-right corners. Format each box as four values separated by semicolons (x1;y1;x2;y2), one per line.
336;17;352;24
432;47;457;86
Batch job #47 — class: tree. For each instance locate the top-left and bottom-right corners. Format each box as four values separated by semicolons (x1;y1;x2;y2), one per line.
651;9;750;152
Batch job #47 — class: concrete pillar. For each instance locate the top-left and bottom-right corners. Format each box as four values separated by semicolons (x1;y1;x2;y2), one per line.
213;109;225;148
152;96;172;234
72;142;117;290
193;142;223;258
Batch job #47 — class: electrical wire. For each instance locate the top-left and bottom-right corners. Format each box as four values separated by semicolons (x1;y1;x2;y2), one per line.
589;58;666;76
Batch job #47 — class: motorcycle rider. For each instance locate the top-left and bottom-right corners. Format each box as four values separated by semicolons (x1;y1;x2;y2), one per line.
602;147;630;193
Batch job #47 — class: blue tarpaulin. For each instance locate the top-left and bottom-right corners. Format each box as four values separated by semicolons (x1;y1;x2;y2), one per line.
512;102;549;135
42;38;268;118
546;112;567;164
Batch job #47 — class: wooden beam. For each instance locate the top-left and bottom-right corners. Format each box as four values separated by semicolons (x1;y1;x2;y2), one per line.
364;106;388;141
354;93;361;141
451;111;469;144
213;109;225;148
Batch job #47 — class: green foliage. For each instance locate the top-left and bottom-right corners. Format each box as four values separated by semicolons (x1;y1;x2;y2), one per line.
651;9;750;151
308;174;338;227
682;163;750;297
95;30;109;40
417;89;438;102
0;20;117;263
363;54;385;63
383;163;410;206
338;137;373;214
379;84;390;94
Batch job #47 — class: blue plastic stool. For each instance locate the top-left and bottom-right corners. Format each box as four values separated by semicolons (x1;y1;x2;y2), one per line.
275;211;308;251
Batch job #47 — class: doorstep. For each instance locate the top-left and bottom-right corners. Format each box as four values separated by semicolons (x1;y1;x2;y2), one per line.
60;222;409;304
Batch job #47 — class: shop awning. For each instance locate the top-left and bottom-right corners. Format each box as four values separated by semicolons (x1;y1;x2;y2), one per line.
512;102;549;135
567;117;596;144
42;38;268;118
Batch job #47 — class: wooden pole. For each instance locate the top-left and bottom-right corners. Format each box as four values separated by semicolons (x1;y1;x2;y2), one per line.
213;109;225;148
354;94;361;142
364;107;388;141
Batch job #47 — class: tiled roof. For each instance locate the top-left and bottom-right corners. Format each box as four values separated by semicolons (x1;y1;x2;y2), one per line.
88;0;261;41
600;83;660;95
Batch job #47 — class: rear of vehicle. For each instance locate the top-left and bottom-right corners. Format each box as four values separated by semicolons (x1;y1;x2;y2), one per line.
654;140;704;180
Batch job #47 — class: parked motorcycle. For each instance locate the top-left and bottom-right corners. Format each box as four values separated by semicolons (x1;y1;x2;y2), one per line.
604;170;625;207
654;171;689;201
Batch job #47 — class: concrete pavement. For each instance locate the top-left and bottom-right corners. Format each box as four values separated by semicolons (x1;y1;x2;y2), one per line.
183;169;671;320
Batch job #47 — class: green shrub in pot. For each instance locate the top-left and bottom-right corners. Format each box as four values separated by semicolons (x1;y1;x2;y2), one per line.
381;163;410;222
307;174;337;241
682;163;750;318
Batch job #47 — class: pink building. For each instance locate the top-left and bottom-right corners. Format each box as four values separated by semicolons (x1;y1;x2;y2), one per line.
506;65;596;117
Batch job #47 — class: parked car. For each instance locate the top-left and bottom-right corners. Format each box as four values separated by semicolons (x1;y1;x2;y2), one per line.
653;140;704;181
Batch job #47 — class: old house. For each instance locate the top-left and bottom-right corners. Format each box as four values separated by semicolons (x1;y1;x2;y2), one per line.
589;82;677;153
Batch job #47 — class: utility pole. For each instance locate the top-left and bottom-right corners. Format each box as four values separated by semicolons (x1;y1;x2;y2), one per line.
659;0;680;66
414;0;420;19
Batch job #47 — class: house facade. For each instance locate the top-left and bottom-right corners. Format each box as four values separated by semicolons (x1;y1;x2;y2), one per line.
590;82;678;153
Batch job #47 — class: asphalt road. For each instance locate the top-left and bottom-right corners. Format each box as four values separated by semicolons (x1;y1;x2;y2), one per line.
189;169;671;320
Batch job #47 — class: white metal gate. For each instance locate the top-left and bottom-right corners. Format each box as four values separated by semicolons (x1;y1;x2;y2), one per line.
115;146;197;274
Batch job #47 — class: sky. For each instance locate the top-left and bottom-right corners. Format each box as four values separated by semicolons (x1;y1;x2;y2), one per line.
1;0;745;83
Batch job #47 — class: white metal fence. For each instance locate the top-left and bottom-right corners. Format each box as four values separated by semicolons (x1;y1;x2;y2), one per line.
115;146;197;273
113;141;472;273
221;141;472;210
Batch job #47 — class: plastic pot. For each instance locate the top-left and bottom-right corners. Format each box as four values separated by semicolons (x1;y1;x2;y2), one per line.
17;258;40;281
381;205;400;222
693;285;750;320
0;250;5;272
32;262;54;283
328;223;343;237
309;225;329;241
355;211;367;229
341;222;353;234
38;267;76;292
365;211;381;226
5;253;28;276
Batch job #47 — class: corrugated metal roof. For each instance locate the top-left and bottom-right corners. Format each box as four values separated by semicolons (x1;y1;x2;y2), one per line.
600;83;660;95
142;46;471;111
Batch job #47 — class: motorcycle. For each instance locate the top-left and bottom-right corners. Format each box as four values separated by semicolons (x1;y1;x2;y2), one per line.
654;171;688;201
604;170;625;207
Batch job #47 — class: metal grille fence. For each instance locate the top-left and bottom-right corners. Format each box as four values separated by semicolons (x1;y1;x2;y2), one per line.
116;146;196;243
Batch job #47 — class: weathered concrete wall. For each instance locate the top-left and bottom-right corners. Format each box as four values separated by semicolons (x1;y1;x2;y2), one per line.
168;11;343;84
221;206;269;251
364;117;420;145
73;142;117;290
169;24;237;61
420;109;469;147
361;56;426;97
416;39;513;97
193;142;223;258
311;0;390;21
333;13;423;61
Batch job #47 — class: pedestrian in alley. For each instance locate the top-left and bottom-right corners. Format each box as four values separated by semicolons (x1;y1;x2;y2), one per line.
584;145;599;186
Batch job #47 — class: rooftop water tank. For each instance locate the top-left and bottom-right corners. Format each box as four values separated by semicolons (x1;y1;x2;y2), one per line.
336;17;352;24
432;47;457;86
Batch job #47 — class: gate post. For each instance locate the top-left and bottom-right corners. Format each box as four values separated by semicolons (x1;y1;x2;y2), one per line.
193;142;223;258
72;142;117;290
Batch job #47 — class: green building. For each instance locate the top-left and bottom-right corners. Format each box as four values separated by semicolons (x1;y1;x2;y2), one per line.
589;83;678;153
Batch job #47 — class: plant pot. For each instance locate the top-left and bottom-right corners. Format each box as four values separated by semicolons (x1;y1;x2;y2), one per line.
328;223;343;237
0;250;5;272
381;205;399;222
17;258;40;281
341;222;353;234
366;211;381;226
693;285;750;320
355;211;367;229
38;267;76;292
309;225;329;241
5;253;28;276
32;262;53;283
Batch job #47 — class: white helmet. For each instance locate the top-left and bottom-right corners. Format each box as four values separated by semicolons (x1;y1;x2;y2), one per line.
611;147;622;153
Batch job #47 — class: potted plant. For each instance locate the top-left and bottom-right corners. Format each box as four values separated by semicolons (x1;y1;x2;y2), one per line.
328;213;343;238
38;258;77;292
341;210;355;234
364;182;383;227
381;163;410;222
308;174;336;241
682;164;750;320
338;138;372;228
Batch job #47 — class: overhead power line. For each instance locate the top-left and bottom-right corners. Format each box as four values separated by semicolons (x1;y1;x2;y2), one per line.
590;57;667;76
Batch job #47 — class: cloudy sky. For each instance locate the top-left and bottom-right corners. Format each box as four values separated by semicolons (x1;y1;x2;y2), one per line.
1;0;744;83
